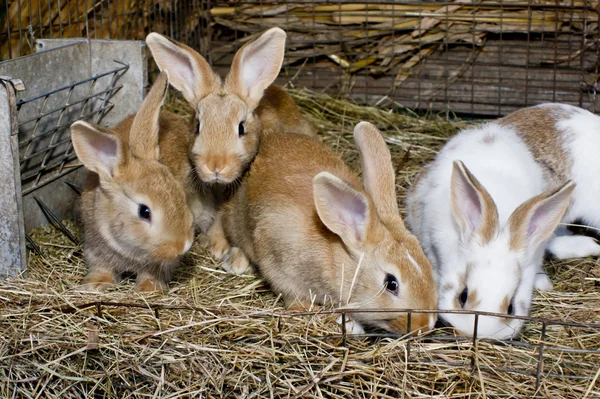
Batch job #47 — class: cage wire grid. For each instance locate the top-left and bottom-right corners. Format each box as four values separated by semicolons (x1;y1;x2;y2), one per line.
2;0;598;116
1;0;600;395
17;61;129;195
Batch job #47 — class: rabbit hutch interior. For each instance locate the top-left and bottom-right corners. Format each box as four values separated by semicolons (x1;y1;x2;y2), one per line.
1;0;599;397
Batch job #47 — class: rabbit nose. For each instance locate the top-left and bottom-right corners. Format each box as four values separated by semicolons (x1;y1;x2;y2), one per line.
206;157;227;176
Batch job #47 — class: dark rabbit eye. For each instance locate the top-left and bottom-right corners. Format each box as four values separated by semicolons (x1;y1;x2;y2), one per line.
384;274;399;296
508;302;514;315
238;121;246;137
138;204;151;222
459;287;468;308
195;120;200;135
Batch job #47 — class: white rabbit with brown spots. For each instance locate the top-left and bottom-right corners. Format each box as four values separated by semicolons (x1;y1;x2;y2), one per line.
407;105;584;339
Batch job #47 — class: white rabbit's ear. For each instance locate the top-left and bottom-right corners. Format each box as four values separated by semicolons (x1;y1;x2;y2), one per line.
226;27;286;108
313;172;372;248
508;181;575;253
146;32;219;104
450;160;499;243
71;121;124;180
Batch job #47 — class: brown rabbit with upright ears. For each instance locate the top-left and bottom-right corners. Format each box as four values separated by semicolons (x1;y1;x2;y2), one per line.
145;27;316;186
210;122;438;334
70;71;215;293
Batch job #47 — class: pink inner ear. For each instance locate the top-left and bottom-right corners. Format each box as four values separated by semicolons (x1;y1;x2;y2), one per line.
455;181;482;230
330;187;368;241
167;49;196;90
89;131;117;169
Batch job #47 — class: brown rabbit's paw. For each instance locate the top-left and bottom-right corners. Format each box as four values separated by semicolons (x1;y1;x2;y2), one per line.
135;276;168;293
208;235;230;260
79;271;117;291
222;247;254;275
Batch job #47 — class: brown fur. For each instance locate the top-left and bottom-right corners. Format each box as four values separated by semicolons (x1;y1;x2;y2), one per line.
146;29;316;187
72;72;214;293
498;106;572;186
212;124;438;334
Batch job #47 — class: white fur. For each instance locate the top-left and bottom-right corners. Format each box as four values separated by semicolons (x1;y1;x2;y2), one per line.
407;119;573;339
543;104;600;251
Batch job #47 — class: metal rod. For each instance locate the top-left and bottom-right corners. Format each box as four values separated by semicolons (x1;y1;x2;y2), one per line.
33;196;79;245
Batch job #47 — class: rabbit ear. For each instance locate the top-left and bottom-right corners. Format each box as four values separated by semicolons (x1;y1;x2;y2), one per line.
509;181;575;253
129;71;169;160
313;172;373;248
353;121;404;228
146;32;218;104
226;27;286;108
71;121;124;179
450;160;499;243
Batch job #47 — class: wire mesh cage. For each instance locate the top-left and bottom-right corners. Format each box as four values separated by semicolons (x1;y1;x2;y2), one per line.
1;1;600;398
17;61;128;195
2;0;598;116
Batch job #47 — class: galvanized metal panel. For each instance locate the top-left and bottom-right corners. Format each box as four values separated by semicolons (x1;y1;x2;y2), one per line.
0;78;26;278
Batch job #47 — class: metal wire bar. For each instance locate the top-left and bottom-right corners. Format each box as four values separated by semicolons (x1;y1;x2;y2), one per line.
64;180;83;196
32;196;78;245
16;62;128;194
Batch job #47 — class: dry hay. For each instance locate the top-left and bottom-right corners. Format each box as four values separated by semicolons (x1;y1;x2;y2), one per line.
2;90;600;398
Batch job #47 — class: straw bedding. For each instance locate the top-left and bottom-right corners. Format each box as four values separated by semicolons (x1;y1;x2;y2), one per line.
1;90;599;398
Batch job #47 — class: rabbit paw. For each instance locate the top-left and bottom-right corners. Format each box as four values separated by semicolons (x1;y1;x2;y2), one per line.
534;273;553;291
135;276;168;293
547;235;600;260
336;315;365;335
221;247;254;275
78;271;117;291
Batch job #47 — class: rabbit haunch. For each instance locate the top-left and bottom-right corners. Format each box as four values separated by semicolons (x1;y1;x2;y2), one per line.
209;122;438;334
146;28;316;186
498;104;600;260
407;108;577;339
71;72;215;293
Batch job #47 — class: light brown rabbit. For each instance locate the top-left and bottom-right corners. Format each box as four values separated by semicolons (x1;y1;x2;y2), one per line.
209;122;438;334
70;72;215;293
145;28;316;186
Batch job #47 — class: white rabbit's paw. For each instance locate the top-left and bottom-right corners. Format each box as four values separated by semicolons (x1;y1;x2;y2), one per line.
336;315;365;335
547;236;600;260
534;273;553;291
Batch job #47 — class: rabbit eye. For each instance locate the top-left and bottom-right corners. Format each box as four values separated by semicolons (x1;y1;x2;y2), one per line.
238;121;246;137
194;120;200;135
384;274;399;296
508;301;514;315
138;204;151;222
459;288;468;308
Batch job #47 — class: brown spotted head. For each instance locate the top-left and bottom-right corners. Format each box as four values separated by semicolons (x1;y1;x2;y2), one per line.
438;160;574;339
146;28;286;184
71;72;195;264
312;122;438;335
